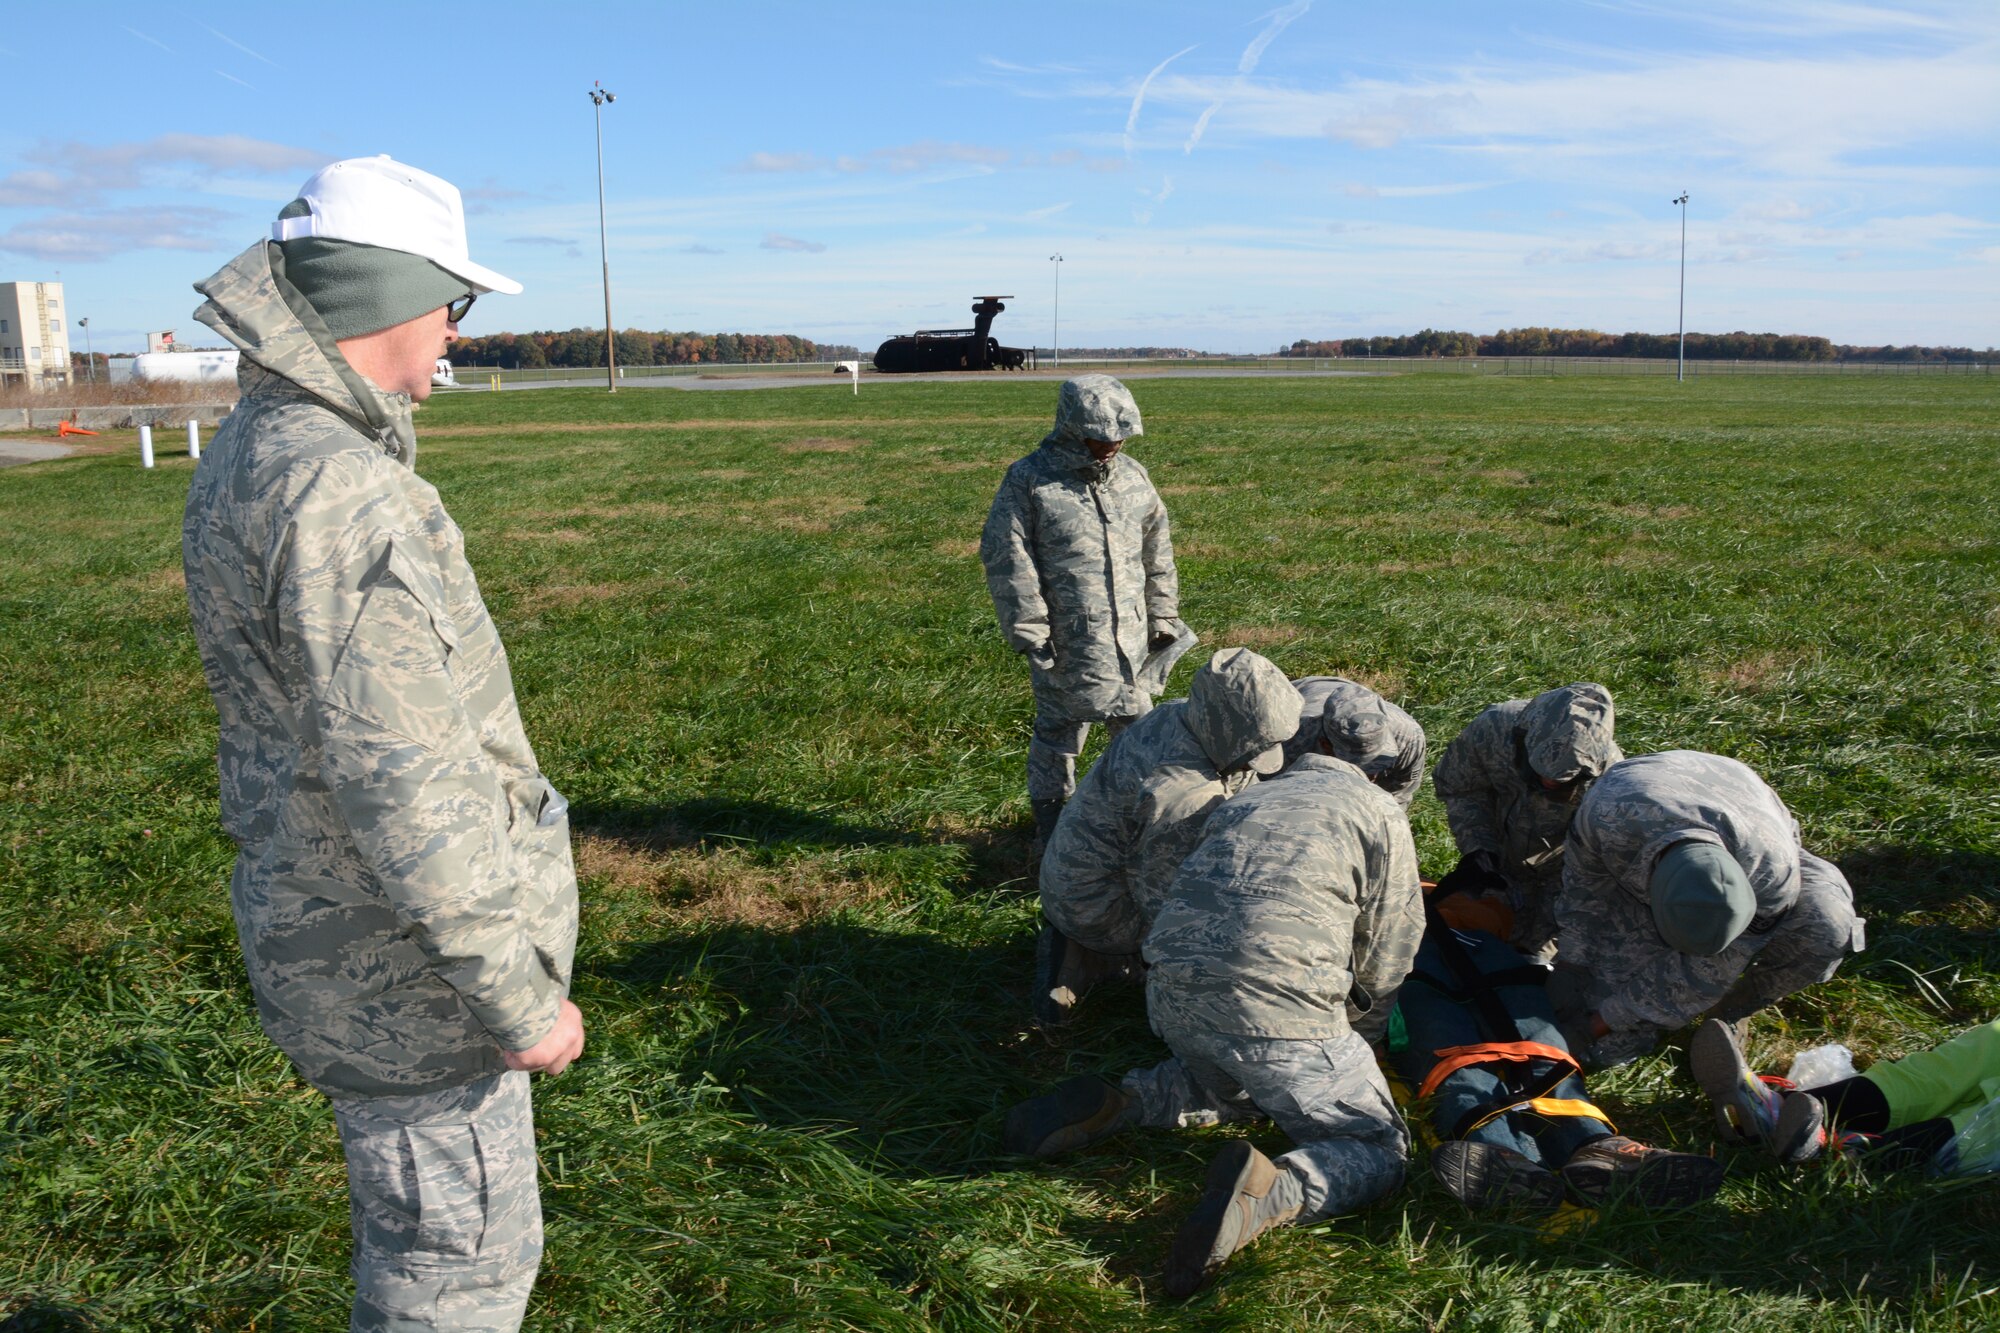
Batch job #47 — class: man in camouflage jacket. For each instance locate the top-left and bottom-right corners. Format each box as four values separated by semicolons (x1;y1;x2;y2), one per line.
1004;754;1423;1297
1552;750;1864;1068
182;158;578;1331
980;376;1187;841
1281;675;1427;808
1431;683;1622;956
1033;648;1302;1027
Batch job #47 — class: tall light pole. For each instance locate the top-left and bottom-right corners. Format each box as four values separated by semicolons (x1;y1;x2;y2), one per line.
589;82;618;393
1049;253;1062;368
1672;191;1689;382
77;316;94;383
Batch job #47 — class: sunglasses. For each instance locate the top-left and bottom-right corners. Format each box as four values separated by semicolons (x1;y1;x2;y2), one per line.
447;292;477;324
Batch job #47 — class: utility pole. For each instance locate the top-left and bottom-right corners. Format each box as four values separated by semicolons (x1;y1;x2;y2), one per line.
1049;253;1063;368
1672;191;1689;382
590;82;619;392
78;316;94;383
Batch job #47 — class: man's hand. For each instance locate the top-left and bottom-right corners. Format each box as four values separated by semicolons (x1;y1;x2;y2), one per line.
1587;1011;1610;1040
503;999;585;1076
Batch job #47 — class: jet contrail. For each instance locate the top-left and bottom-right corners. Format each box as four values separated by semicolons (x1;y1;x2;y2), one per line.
1125;45;1199;156
1187;1;1312;154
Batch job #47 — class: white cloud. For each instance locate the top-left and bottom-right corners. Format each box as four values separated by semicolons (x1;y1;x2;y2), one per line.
760;232;826;253
1187;2;1312;154
1024;201;1073;221
0;207;235;261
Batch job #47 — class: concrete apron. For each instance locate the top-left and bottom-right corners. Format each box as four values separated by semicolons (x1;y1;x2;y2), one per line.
0;404;234;433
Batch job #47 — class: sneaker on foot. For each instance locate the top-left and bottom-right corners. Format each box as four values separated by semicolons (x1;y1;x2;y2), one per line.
1001;1075;1131;1159
1163;1141;1300;1299
1431;1141;1566;1213
1690;1017;1789;1145
1770;1091;1831;1164
1561;1135;1724;1208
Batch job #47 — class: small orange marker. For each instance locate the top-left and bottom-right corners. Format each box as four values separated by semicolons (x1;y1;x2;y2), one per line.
57;420;100;438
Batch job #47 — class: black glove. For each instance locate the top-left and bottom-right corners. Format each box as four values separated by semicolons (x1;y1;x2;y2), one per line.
1434;850;1508;901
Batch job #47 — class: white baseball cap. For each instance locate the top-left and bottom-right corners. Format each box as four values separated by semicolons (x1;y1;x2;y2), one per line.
273;155;522;295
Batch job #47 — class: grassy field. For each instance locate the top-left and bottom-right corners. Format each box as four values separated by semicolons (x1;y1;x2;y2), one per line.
1;372;1996;1331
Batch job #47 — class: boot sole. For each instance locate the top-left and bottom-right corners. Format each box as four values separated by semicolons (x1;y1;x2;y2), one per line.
1002;1075;1124;1159
1563;1150;1724;1209
1689;1018;1771;1143
1431;1141;1565;1213
1164;1141;1274;1299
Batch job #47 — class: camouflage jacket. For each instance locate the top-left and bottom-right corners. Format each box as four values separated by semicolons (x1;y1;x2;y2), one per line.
979;393;1179;720
1432;686;1622;884
1281;676;1427;808
1041;663;1303;949
182;240;576;1100
1145;755;1424;1041
1556;750;1801;1031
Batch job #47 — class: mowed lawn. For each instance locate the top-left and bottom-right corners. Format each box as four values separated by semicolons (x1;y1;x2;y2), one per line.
2;372;1997;1331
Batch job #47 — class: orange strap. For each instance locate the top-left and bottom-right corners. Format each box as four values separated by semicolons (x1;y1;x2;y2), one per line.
1415;1040;1582;1100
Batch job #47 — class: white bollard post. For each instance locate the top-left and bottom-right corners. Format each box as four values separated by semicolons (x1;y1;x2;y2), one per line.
139;424;155;469
838;360;859;395
187;419;201;460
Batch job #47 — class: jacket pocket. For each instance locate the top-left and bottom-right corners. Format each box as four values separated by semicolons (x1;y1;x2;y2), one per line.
324;542;475;755
505;776;579;992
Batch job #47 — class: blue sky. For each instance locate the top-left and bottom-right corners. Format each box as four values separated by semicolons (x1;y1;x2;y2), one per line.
3;1;1996;353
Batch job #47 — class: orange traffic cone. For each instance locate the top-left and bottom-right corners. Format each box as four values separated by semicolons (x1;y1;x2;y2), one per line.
57;419;100;438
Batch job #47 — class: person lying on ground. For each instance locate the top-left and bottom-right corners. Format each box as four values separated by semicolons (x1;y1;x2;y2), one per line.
1692;1015;2000;1177
1394;892;1722;1213
1550;750;1865;1068
1431;683;1622;958
1002;753;1423;1298
1280;675;1427;809
980;375;1187;859
1034;648;1301;1028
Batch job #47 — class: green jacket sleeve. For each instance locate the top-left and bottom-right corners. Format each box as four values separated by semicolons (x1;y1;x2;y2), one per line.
280;455;561;1053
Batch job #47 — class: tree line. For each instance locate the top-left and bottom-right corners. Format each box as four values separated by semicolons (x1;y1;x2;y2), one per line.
450;328;861;370
1280;328;1997;364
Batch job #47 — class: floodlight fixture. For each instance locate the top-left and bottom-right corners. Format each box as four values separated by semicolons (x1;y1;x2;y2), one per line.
590;82;618;391
1672;191;1689;382
1049;253;1063;368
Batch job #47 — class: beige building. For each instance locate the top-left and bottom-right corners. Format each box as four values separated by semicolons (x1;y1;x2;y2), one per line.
0;280;73;388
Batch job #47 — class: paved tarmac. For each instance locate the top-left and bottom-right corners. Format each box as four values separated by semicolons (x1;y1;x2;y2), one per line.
449;365;1385;394
0;440;74;467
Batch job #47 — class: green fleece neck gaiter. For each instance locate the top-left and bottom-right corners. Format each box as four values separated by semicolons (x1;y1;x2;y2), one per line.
274;202;470;342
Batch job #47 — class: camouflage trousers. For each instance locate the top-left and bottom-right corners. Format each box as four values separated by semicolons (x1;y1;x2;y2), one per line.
1120;1023;1408;1219
331;1070;542;1332
1557;849;1864;1067
1028;706;1146;803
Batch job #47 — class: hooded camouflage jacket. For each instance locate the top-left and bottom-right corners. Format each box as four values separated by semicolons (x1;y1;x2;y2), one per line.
1144;755;1423;1042
980;378;1180;719
181;240;577;1100
1281;676;1427;808
1556;750;1801;1031
1433;684;1621;880
1040;656;1304;952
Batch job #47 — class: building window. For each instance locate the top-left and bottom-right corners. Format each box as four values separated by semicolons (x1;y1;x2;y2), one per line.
0;318;8;333
30;347;41;361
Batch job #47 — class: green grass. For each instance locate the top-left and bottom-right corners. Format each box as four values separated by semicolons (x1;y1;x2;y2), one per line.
2;372;1997;1330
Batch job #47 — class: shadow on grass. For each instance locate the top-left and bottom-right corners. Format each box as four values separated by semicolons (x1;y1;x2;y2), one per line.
572;794;1041;899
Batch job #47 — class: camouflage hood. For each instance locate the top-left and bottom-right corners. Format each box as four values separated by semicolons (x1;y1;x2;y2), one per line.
1518;682;1617;785
1049;375;1143;444
1323;693;1402;777
1186;647;1303;775
193;240;417;465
